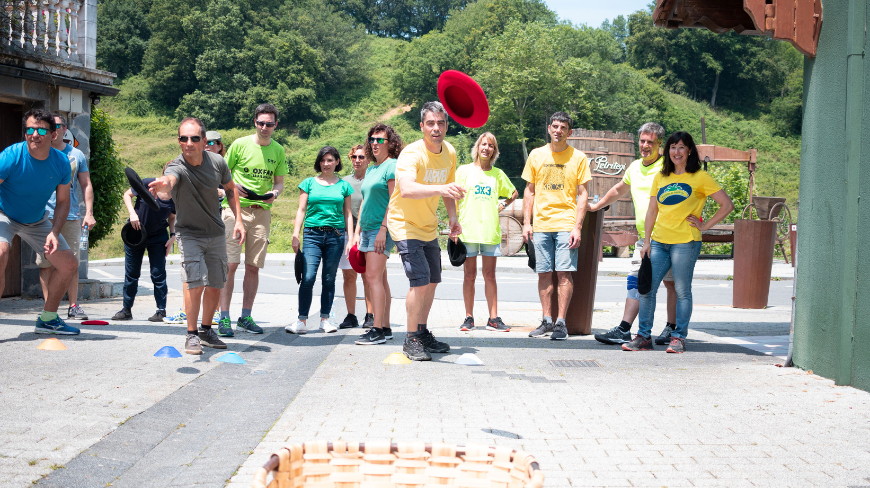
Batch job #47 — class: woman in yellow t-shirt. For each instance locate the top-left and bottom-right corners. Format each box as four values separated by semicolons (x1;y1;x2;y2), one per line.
622;131;734;354
455;132;517;332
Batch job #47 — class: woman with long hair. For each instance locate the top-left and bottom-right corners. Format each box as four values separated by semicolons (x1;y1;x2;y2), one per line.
623;131;734;353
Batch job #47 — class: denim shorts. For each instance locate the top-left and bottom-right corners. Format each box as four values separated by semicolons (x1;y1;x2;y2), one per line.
464;242;501;258
395;238;441;287
532;231;577;273
358;228;395;257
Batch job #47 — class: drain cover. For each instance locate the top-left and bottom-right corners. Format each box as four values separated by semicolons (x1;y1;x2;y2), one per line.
549;359;602;368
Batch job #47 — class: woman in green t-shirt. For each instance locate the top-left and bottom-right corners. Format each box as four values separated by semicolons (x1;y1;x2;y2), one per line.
287;146;354;335
455;132;518;333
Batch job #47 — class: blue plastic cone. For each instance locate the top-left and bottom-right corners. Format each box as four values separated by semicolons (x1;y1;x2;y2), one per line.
153;346;182;358
216;352;246;364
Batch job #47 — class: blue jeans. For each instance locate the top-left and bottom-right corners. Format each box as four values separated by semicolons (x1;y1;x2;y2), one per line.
298;227;345;319
123;237;169;310
638;240;701;339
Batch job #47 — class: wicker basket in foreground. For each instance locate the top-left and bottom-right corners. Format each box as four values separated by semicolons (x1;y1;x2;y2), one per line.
251;441;544;488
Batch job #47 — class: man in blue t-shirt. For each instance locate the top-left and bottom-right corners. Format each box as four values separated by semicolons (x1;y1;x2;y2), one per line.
0;109;80;335
36;114;96;321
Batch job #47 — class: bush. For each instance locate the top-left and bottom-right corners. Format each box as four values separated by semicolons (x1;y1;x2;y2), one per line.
88;108;128;247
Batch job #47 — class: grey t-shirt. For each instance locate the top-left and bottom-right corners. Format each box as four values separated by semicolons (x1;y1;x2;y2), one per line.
165;151;232;238
342;173;364;220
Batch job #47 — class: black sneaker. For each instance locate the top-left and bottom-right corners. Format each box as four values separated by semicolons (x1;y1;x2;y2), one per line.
459;316;474;331
622;334;654;351
362;313;374;328
528;319;554;337
655;324;676;345
595;325;631;345
485;317;510;332
383;327;393;340
339;313;359;329
420;330;450;353
198;327;227;349
148;309;167;322
112;308;133;321
550;322;568;340
403;336;431;361
354;327;385;345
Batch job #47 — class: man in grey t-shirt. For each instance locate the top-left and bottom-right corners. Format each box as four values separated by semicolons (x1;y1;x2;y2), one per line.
149;117;245;355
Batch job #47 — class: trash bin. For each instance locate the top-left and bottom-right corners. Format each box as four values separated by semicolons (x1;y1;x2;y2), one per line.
733;218;777;309
548;208;604;335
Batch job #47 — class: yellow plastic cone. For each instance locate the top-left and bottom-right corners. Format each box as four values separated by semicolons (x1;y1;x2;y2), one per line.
382;352;412;365
37;338;67;351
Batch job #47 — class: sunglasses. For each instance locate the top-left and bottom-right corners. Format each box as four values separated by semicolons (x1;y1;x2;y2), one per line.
207;140;221;146
178;135;202;143
368;137;386;144
55;123;67;129
255;121;276;128
351;155;366;160
26;127;50;136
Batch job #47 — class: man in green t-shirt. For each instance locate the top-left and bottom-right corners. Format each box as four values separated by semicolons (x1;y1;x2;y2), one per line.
217;103;288;336
587;122;677;346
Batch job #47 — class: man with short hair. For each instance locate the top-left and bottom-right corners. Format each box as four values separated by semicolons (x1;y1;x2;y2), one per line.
36;114;96;320
0;109;80;335
217;103;286;336
522;112;591;341
589;123;678;345
387;101;464;361
149;117;245;355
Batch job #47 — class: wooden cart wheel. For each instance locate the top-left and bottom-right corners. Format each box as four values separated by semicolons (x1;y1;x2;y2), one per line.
499;216;524;256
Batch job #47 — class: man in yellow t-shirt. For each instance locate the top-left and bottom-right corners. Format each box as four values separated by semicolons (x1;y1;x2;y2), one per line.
588;122;677;346
521;112;591;341
386;101;464;361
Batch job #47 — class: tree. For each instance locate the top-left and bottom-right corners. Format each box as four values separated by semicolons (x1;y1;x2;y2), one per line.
330;0;470;38
96;0;152;79
87;109;127;247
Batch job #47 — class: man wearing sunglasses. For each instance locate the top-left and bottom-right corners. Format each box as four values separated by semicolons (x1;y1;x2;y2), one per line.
149;117;246;355
0;109;80;335
35;114;96;322
217;103;287;337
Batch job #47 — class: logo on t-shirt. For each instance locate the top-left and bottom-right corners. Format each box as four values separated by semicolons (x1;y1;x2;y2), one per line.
657;183;692;205
423;168;449;184
539;164;565;191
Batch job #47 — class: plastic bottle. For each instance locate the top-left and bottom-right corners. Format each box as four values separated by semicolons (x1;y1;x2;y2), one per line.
79;226;89;251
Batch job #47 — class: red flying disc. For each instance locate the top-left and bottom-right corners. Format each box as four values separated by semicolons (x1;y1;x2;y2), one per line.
437;70;490;128
348;244;366;274
81;320;109;325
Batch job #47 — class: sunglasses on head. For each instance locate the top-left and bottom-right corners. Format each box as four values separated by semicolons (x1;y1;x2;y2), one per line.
255;121;276;128
368;137;386;144
178;135;202;143
26;127;49;136
207;140;221;146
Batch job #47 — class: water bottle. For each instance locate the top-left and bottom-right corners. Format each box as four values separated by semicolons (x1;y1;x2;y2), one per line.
79;226;89;251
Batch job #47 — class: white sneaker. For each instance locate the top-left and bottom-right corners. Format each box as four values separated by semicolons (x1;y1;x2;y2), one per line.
322;318;337;333
285;320;307;334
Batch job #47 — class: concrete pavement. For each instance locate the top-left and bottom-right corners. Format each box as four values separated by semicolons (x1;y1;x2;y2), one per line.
2;256;868;487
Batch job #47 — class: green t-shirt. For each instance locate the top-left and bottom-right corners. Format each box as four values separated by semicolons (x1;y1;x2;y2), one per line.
358;158;397;231
223;135;288;210
622;156;664;237
298;177;354;229
456;164;516;245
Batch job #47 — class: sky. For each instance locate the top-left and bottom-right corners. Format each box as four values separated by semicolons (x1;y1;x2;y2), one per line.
544;0;652;28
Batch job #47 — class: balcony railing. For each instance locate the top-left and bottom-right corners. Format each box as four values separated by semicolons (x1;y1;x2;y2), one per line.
2;0;86;66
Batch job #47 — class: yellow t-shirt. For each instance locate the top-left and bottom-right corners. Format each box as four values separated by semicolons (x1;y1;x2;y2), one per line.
387;139;457;241
622;156;664;237
649;170;722;244
520;145;591;232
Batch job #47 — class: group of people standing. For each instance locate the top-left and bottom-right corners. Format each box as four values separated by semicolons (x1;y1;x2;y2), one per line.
0;103;734;360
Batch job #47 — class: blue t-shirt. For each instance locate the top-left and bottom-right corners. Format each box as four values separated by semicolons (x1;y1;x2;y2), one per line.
0;142;71;224
46;144;89;220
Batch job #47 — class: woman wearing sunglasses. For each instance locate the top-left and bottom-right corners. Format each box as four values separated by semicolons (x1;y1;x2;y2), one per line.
287;146;354;334
353;124;403;345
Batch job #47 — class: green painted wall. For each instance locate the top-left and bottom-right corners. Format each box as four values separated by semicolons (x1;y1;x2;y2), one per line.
795;0;869;390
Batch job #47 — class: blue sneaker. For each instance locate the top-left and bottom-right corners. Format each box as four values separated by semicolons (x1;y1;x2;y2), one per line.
35;316;80;335
163;310;187;324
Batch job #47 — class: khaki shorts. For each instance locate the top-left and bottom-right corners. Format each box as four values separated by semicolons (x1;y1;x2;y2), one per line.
178;234;228;289
36;219;81;268
0;211;71;254
223;206;271;268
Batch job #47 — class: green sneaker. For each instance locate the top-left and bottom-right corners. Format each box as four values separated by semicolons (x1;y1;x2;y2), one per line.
236;316;263;334
217;317;234;337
